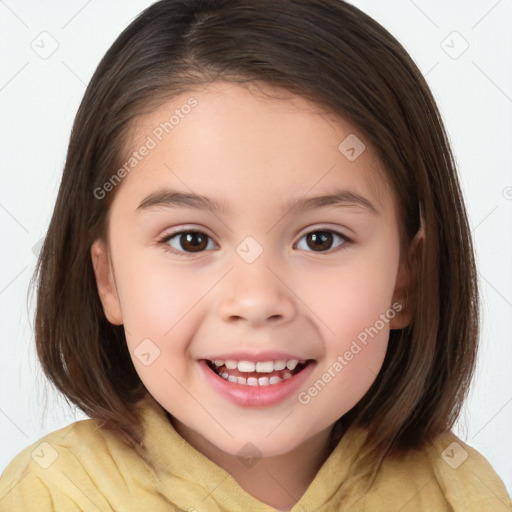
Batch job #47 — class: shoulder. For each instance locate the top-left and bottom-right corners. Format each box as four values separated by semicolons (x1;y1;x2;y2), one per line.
368;429;511;512
423;430;511;510
0;419;89;511
0;416;156;512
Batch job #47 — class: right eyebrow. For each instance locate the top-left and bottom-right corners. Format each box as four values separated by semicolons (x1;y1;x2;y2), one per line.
136;189;231;216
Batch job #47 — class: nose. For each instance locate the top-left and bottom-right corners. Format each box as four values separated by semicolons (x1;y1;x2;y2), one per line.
216;254;297;328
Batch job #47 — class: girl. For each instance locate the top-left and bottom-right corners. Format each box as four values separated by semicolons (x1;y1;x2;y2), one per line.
0;0;510;510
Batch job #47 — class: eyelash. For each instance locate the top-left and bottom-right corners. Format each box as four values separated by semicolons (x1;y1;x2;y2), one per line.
157;227;353;258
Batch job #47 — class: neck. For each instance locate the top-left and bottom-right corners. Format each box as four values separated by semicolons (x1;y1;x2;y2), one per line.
168;413;336;511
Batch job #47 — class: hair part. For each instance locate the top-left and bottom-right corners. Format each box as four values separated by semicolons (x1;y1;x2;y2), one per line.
31;0;479;489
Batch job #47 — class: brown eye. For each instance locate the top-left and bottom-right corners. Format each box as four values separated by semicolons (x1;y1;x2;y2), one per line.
162;230;216;255
296;230;349;253
179;232;208;252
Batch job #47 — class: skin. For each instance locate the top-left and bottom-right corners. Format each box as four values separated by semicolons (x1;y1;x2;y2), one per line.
91;81;421;511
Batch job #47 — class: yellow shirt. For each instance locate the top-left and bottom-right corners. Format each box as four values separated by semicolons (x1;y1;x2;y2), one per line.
0;393;510;511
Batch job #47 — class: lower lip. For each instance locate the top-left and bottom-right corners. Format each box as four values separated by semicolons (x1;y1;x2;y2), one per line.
198;359;316;408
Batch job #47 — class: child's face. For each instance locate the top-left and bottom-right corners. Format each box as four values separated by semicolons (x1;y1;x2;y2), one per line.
92;81;412;458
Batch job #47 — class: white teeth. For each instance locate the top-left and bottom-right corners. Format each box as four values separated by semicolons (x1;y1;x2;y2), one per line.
274;360;287;370
286;359;299;370
255;361;274;372
238;361;256;372
209;357;310;386
217;372;286;386
211;359;305;373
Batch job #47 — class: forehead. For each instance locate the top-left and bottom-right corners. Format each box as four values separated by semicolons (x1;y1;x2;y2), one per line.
121;81;392;214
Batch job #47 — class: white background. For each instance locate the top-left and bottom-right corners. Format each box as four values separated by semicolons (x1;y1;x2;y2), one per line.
1;0;511;499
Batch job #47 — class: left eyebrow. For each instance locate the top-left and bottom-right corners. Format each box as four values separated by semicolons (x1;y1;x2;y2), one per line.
283;189;379;216
135;188;379;216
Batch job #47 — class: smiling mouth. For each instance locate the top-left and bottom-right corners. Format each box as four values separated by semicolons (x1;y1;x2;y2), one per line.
204;359;313;387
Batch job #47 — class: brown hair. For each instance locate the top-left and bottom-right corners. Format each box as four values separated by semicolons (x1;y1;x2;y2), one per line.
31;0;479;489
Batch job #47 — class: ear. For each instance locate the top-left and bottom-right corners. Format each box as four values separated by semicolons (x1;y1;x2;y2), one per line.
389;225;425;330
91;239;123;325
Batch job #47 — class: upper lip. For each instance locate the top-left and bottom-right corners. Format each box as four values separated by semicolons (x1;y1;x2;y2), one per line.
200;351;314;362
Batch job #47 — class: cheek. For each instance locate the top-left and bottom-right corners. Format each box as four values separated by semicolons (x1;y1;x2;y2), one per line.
115;260;209;391
300;249;399;341
295;243;399;404
112;234;194;320
296;264;394;417
112;246;211;353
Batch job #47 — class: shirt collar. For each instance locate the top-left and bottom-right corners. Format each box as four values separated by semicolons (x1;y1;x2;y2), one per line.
133;393;368;511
